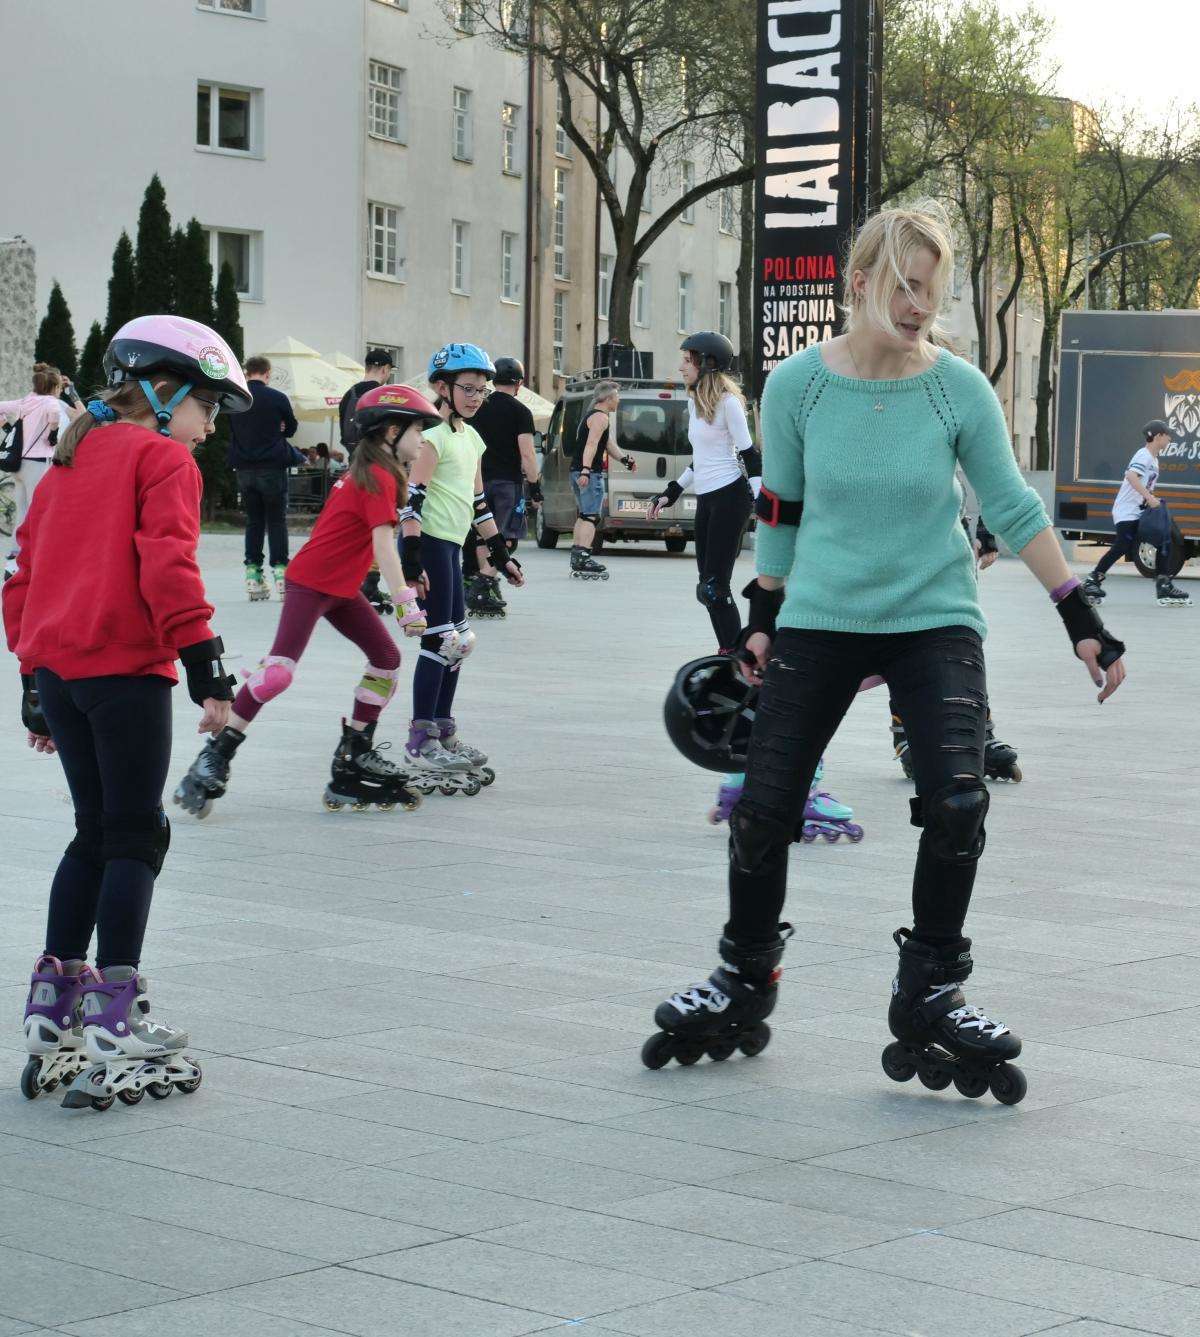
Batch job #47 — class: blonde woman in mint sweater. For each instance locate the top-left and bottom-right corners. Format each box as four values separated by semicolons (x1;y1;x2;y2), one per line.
644;204;1127;1104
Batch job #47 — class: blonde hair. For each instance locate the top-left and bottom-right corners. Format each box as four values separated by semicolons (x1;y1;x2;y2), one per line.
842;200;954;342
691;370;745;425
53;376;183;466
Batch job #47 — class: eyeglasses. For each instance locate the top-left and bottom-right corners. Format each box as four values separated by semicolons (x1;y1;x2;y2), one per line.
454;383;488;399
192;396;221;425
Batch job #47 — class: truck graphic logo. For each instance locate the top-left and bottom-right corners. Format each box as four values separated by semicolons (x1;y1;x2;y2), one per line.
1163;368;1200;446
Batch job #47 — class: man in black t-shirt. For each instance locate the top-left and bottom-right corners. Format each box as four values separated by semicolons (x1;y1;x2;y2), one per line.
338;348;394;459
463;356;541;616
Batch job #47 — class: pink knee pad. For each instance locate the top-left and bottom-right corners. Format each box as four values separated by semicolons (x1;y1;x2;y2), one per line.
247;655;295;703
355;663;399;709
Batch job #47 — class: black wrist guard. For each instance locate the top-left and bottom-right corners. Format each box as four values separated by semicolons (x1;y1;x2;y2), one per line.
179;637;236;706
400;534;424;582
741;579;785;640
1055;588;1125;669
528;481;543;505
20;673;49;736
486;533;519;574
658;480;684;508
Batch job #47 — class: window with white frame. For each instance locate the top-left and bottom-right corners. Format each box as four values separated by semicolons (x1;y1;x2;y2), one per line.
970;339;979;367
368;61;405;142
451;220;470;292
719;187;735;235
1013;352;1022;397
452;87;473;161
199;227;262;299
598;254;613;322
555;85;569;158
718;281;732;340
196;82;259;154
372;0;408;8
681;160;695;223
640;169;652;214
367;203;404;279
501;231;519;302
501;103;521;174
677;271;693;333
553;167;568;279
952;251;966;300
634;264;649;327
1031;355;1040;393
455;0;475;31
198;0;260;14
366;343;403;379
499;0;526;36
553;290;566;374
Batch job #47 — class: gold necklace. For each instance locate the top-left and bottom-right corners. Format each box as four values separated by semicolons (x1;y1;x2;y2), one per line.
846;338;918;412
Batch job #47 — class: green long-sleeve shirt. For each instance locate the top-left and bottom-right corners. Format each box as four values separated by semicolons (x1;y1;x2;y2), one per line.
755;344;1050;639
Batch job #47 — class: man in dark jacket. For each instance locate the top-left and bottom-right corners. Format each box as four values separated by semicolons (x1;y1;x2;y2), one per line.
229;355;300;600
337;348;394;459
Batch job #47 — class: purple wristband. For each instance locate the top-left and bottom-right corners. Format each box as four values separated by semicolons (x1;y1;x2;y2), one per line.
1050;576;1081;605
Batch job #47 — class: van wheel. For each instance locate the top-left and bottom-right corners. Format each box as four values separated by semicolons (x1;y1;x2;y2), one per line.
664;536;687;554
1133;521;1185;578
535;508;560;550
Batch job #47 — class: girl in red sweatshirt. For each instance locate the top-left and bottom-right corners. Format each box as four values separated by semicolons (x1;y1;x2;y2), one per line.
172;383;441;818
5;315;246;1110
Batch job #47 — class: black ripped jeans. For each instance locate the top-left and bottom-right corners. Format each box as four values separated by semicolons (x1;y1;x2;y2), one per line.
730;626;988;945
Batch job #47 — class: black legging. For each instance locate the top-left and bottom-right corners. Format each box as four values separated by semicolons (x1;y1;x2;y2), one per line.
35;672;173;970
1094;518;1167;578
412;533;468;721
694;477;753;649
730;626;988;945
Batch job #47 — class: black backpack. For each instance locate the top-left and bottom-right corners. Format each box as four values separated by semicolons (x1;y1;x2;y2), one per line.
340;385;364;451
0;418;24;473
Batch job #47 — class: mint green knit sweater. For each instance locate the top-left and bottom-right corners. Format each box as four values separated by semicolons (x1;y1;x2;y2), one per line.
755;345;1050;639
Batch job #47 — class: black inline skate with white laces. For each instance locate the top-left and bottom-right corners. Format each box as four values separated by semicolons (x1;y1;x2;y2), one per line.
173;726;245;818
1156;576;1191;607
642;925;793;1068
569;545;609;581
324;720;421;812
882;927;1026;1105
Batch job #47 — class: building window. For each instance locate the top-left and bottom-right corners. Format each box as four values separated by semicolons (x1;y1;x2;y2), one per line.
368;61;405;143
681;160;695;224
598;254;613;323
555;85;570;158
1032;355;1040;392
952;252;967;300
198;0;260;15
501;103;521;174
452;220;470;293
677;271;693;333
452;87;473;161
1012;352;1022;397
371;0;408;7
367;203;403;280
196;83;259;154
501;232;519;303
499;0;526;36
553;168;568;280
199;227;262;300
455;0;475;30
719;187;736;235
970;339;979;367
366;343;403;379
634;264;649;328
553;290;566;374
718;281;732;340
640;169;652;214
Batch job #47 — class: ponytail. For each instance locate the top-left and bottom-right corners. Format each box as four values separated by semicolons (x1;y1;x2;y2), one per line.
53;375;183;466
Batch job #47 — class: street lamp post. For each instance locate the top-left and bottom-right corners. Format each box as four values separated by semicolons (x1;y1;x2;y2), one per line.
1083;231;1172;309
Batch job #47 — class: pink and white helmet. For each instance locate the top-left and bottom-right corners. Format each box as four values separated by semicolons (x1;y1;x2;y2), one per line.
104;315;252;413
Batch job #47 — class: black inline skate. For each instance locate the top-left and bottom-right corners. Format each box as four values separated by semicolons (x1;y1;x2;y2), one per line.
324;720;421;812
642;925;793;1069
882;927;1026;1105
362;569;393;616
570;545;609;581
983;713;1022;782
173;726;245;818
1080;572;1106;606
1156;576;1192;607
465;573;505;619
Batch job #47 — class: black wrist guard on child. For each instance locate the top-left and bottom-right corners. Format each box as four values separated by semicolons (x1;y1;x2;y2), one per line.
657;480;684;508
1055;588;1125;668
20;673;48;736
741;579;785;640
486;533;520;574
179;637;236;706
400;534;424;582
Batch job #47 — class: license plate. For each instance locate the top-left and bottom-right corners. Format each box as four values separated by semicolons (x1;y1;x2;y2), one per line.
616;498;649;513
683;499;697;512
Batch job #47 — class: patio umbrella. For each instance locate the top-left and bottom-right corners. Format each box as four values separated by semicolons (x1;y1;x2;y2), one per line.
262;337;357;423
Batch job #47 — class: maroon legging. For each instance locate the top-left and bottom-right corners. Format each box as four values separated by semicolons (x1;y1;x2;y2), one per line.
232;579;401;725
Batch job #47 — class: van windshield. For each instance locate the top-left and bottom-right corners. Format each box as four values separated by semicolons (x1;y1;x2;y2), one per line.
616;400;689;456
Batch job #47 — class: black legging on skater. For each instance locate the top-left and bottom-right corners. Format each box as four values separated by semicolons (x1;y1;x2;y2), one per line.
730;625;988;945
413;532;468;722
694;476;753;649
36;672;173;971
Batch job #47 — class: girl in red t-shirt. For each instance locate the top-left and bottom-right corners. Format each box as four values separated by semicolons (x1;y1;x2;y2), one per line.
173;384;442;818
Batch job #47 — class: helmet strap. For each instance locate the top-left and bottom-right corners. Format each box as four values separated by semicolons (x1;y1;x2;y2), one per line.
139;379;193;436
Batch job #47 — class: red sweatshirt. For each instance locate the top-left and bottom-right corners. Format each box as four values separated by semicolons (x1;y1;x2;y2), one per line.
3;423;215;682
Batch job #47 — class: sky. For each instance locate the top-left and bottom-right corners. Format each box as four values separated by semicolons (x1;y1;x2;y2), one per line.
994;0;1199;122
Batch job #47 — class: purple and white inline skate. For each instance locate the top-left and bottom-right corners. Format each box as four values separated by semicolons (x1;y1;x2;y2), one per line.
21;955;94;1100
801;765;864;843
707;774;743;824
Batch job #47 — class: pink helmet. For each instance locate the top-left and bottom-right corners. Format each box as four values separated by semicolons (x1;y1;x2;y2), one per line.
104;315;253;418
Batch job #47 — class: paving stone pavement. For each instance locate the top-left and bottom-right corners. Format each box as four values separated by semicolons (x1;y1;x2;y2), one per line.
0;533;1196;1335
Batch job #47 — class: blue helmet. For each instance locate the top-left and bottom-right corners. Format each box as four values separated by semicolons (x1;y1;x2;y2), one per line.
427;342;496;384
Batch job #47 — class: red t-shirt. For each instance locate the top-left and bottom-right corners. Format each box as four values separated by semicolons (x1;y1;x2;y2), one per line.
286;465;399;598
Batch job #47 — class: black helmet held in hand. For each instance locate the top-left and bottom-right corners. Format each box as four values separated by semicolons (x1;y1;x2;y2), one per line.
493;357;526;386
663;655;757;773
680;331;736;374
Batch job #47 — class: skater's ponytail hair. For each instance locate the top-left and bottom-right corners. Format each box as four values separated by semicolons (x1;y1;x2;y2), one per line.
842;199;953;345
349;428;409;501
53;375;185;467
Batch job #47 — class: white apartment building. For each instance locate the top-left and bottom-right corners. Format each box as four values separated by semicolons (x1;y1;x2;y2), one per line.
1;0;740;401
